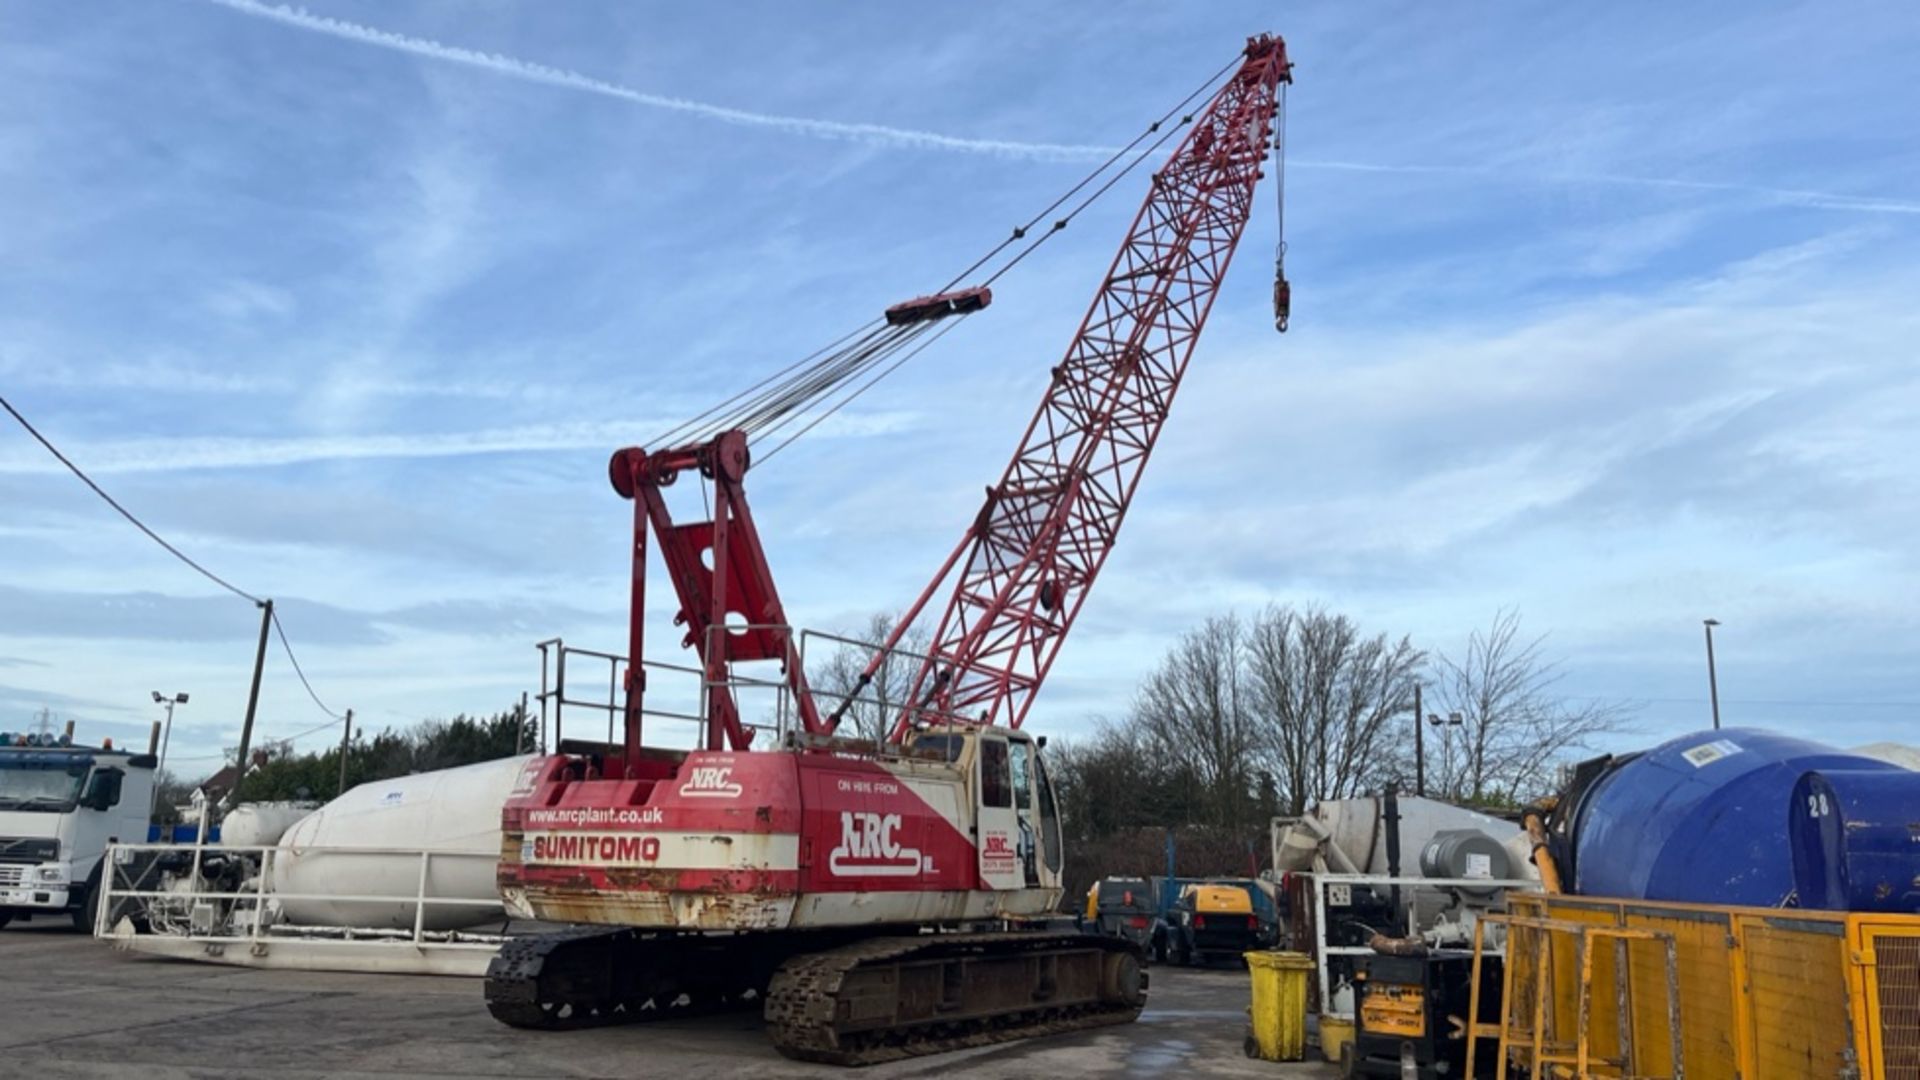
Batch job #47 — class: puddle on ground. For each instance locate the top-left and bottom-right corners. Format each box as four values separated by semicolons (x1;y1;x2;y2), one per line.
1127;1037;1196;1075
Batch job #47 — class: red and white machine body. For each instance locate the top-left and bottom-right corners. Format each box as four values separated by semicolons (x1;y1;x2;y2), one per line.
500;729;1064;930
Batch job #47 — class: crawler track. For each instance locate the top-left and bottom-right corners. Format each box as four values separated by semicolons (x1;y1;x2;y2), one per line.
485;928;1147;1066
764;932;1147;1066
485;926;775;1029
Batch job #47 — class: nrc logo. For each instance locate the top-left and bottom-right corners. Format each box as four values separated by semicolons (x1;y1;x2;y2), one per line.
680;765;743;799
828;811;928;877
982;834;1014;857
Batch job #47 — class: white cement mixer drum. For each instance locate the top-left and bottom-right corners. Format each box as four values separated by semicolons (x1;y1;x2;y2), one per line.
271;755;532;930
223;802;321;848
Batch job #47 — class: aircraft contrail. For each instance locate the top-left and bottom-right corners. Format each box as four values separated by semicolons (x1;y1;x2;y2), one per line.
199;0;1115;162
201;0;1920;215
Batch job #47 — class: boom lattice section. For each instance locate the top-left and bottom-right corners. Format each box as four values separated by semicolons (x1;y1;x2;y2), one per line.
896;36;1290;736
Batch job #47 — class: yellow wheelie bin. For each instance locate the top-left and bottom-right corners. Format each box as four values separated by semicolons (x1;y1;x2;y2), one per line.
1244;950;1314;1061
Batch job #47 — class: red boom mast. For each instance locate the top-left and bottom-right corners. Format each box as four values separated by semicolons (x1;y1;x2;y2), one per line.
604;36;1289;769
887;35;1291;739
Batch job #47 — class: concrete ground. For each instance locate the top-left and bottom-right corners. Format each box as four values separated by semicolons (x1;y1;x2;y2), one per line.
0;921;1339;1080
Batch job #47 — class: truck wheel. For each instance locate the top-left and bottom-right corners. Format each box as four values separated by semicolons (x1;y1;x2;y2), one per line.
71;868;101;933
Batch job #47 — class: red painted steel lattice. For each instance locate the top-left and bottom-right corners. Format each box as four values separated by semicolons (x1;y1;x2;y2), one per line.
894;36;1291;737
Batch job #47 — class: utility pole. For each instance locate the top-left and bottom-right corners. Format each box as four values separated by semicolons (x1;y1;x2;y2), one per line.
337;708;353;797
1413;683;1425;798
227;598;273;808
1703;618;1723;731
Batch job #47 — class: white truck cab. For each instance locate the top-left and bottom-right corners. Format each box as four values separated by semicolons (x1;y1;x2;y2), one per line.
0;736;156;930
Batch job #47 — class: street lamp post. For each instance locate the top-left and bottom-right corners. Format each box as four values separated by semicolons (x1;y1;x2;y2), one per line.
1428;711;1464;798
1702;619;1722;731
150;691;189;816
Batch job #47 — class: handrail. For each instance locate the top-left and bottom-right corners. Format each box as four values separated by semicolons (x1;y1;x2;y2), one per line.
535;624;997;759
97;841;508;954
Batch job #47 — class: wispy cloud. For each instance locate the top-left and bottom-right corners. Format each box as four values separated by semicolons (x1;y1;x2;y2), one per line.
201;1;1920;217
1293;158;1920;216
0;412;923;475
199;0;1117;162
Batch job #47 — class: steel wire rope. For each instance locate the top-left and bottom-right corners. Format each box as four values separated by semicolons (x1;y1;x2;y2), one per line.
1273;81;1287;275
741;322;936;441
732;325;913;435
933;52;1242;294
649;50;1244;456
731;63;1233;457
642;318;885;450
684;321;898;444
755;315;970;466
977;98;1202;290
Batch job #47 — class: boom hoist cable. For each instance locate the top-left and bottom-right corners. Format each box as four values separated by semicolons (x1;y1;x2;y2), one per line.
1273;80;1292;332
636;52;1248;465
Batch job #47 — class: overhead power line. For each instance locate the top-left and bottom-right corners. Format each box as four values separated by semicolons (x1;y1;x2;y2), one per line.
1;392;343;725
1;393;262;604
270;609;343;721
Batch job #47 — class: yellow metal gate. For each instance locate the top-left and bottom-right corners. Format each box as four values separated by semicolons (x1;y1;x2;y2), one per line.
1466;894;1920;1079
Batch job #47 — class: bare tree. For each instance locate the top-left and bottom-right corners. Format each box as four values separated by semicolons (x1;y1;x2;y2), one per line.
1431;608;1630;803
1049;719;1201;837
808;612;931;744
1128;615;1260;830
1243;605;1424;814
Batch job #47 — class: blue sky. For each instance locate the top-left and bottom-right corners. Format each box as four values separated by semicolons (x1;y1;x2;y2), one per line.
2;1;1917;777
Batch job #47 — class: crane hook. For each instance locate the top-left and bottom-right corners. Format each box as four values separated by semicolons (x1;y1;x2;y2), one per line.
1273;260;1291;334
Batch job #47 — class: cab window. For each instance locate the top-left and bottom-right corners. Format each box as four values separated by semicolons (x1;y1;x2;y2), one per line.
1036;754;1065;873
1009;741;1033;810
911;734;966;763
980;738;1012;808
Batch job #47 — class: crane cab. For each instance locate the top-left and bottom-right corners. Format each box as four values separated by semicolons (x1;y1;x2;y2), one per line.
902;726;1065;897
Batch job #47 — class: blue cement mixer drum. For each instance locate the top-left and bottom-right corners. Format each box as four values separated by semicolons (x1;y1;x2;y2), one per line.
1790;769;1920;912
1568;728;1911;908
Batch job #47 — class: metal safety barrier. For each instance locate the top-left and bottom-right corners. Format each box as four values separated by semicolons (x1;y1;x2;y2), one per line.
96;841;513;976
1466;911;1683;1080
533;628;977;756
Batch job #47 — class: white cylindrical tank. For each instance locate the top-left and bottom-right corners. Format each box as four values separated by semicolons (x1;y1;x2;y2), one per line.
222;802;320;848
271;755;532;930
1274;795;1537;881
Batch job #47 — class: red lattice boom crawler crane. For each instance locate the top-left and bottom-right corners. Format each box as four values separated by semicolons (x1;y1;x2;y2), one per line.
487;34;1292;1065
